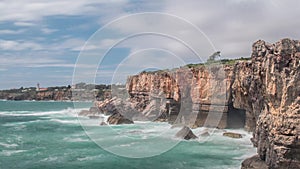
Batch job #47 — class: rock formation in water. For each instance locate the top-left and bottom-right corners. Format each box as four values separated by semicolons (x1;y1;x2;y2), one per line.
223;132;243;139
175;126;198;140
107;112;134;125
93;38;299;169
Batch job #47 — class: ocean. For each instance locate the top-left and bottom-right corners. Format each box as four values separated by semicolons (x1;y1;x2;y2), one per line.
0;100;256;169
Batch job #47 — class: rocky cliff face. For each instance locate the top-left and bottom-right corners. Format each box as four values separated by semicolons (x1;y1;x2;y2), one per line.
95;38;299;168
125;65;234;128
236;39;300;169
120;39;300;169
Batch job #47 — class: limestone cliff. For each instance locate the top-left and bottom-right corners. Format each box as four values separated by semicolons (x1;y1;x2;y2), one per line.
237;39;300;169
96;38;299;168
125;65;234;128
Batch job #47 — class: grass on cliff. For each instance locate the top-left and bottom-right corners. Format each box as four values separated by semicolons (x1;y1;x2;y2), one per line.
185;57;251;68
141;57;251;74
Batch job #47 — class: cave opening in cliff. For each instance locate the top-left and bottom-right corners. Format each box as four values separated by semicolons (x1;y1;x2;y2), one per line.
227;103;246;129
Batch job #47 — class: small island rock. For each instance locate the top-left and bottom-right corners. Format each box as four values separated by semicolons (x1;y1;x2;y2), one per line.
107;112;134;125
223;132;243;138
175;126;198;140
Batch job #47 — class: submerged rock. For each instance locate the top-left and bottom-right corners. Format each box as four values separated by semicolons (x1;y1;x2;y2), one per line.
107;113;134;125
223;132;243;138
175;126;198;140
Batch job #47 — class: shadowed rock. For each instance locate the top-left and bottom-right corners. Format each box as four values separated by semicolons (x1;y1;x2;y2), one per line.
241;155;268;169
175;126;198;140
107;113;134;125
100;122;107;126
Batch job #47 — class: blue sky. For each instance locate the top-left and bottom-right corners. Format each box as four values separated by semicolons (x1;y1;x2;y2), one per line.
0;0;299;89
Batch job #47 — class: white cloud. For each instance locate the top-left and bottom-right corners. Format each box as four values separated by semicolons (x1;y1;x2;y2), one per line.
41;28;57;34
14;22;36;27
0;40;43;51
161;0;300;58
0;55;62;66
51;38;87;51
0;29;25;35
0;0;129;22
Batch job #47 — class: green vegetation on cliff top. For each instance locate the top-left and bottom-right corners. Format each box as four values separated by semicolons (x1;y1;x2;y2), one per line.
143;57;251;74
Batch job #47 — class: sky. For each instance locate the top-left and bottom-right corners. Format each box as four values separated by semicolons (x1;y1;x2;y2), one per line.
0;0;299;89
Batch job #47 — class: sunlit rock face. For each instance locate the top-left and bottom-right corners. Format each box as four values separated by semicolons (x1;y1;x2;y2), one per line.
125;64;233;129
96;39;299;169
242;39;300;169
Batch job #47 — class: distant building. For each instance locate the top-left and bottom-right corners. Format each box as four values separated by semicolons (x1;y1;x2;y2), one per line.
36;83;48;92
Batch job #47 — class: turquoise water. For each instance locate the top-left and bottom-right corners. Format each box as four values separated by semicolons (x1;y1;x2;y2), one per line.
0;101;256;169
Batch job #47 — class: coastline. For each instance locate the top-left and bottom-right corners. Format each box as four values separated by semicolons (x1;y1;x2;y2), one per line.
1;38;299;168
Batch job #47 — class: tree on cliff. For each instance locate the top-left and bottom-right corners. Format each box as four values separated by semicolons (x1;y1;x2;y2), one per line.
207;51;221;62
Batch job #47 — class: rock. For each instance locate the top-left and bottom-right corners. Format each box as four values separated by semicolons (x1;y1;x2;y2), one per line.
78;110;90;116
127;66;233;128
89;107;100;114
88;115;100;119
236;39;300;168
107;113;134;125
241;155;268;169
175;126;198;140
100;122;107;126
200;131;210;137
95;97;119;115
223;132;243;139
94;38;300;169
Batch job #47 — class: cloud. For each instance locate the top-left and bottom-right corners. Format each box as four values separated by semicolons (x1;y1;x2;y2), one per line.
161;0;300;58
41;28;57;34
51;38;87;51
0;29;25;35
0;55;62;67
0;0;129;22
0;40;43;51
13;22;36;27
1;0;300;89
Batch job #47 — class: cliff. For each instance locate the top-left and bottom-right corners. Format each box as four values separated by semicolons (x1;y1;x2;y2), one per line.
98;38;299;168
125;64;235;128
238;39;300;169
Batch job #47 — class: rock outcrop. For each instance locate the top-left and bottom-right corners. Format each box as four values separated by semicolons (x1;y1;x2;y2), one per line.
223;132;243;139
175;126;198;140
107;112;134;125
125;65;233;129
235;39;300;168
241;155;268;169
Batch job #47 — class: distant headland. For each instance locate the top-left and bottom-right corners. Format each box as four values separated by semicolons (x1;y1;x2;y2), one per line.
0;83;115;101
